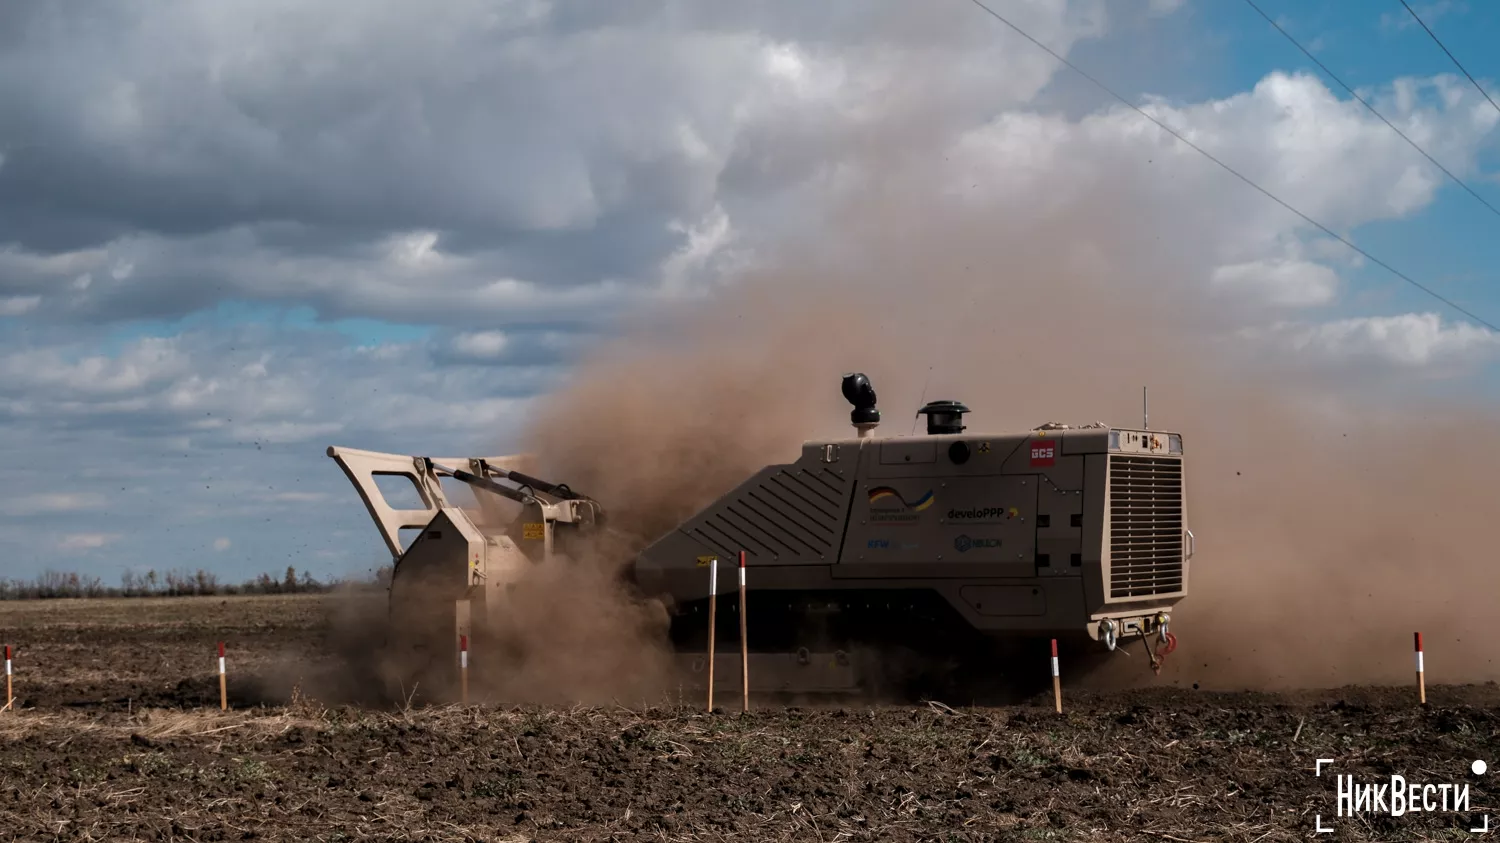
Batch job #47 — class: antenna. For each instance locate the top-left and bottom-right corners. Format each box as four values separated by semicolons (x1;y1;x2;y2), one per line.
910;366;933;435
1143;386;1149;430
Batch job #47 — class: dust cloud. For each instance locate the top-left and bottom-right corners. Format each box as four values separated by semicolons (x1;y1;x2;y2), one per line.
467;528;678;707
501;156;1500;695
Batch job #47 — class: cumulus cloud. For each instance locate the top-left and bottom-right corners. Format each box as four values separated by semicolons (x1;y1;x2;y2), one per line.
0;295;39;315
0;0;1126;325
1209;259;1341;307
10;493;107;516
1247;312;1500;368
0;337;189;398
947;71;1497;297
0;325;564;443
448;331;509;361
57;533;120;551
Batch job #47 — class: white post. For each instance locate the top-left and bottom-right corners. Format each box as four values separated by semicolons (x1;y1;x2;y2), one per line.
707;558;718;712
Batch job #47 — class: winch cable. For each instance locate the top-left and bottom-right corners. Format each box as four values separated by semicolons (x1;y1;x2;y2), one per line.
1140;633;1161;674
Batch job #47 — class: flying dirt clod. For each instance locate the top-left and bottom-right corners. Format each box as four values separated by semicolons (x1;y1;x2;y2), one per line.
326;371;1192;704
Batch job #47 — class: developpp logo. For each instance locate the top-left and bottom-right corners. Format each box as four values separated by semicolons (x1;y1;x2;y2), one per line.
946;506;1018;523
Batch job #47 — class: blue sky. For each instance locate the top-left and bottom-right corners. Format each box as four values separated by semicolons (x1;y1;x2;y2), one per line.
2;0;1499;585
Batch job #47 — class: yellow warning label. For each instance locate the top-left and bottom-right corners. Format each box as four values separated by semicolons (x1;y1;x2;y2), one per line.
695;555;718;567
522;522;545;540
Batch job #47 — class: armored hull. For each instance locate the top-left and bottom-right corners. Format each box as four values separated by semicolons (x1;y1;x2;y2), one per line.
632;378;1191;697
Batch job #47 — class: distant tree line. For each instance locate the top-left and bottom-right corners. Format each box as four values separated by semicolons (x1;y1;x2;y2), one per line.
0;565;392;601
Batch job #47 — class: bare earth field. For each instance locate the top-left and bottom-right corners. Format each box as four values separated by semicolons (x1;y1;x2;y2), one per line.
1;595;1497;842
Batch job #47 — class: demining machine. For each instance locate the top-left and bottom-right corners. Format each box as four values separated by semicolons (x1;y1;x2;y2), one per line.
328;372;1192;700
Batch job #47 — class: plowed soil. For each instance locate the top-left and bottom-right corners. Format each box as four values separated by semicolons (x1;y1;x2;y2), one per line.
1;595;1497;842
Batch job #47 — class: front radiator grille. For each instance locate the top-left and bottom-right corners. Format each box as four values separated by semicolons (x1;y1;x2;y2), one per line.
1106;455;1185;599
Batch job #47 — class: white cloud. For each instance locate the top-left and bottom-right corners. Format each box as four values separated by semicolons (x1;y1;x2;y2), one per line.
944;70;1497;325
0;296;39;315
0;338;187;397
1381;1;1460;32
57;533;120;551
9;493;107;516
270;491;329;503
231;421;346;445
968;71;1494;249
1248;312;1500;367
449;331;509;360
0;324;567;456
659;204;739;296
0;1;1123;325
1210;259;1341;307
213;537;231;551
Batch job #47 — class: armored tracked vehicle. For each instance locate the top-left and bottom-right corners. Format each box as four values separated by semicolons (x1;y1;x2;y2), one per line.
632;373;1191;697
327;371;1191;702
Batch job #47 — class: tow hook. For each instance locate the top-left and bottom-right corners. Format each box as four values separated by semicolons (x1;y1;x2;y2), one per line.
1156;613;1177;658
1100;619;1118;651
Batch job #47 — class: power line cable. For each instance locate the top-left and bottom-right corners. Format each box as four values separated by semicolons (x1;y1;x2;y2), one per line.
961;0;1500;333
1241;0;1500;224
1400;0;1500;119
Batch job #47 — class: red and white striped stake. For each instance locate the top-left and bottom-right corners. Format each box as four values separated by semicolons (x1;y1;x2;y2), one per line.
217;642;227;711
3;645;12;713
1415;632;1426;705
1051;638;1062;713
459;634;469;705
706;558;718;713
738;550;749;713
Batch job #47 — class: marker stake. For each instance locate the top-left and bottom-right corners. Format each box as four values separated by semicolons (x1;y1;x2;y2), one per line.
1414;632;1425;705
460;634;470;705
1051;638;1062;714
217;642;227;711
3;645;12;713
738;550;749;713
706;558;718;712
